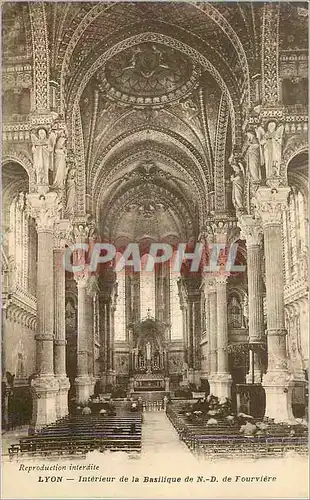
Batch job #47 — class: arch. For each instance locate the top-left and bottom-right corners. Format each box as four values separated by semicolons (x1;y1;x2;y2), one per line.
2;153;35;189
281;141;308;179
91;127;209;199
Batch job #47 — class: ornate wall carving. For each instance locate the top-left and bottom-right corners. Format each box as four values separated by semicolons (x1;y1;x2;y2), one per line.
262;3;280;104
29;2;50;112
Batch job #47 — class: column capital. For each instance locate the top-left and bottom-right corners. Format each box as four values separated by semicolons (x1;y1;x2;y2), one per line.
26;191;61;232
71;216;97;243
254;186;290;226
215;274;229;286
54;219;73;249
238;214;263;247
201;216;238;244
202;275;216;293
74;273;90;289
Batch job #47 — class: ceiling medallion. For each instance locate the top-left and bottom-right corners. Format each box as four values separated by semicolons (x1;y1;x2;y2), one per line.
97;43;201;107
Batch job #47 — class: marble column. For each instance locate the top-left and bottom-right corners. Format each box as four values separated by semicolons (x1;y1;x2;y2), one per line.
206;279;218;395
27;192;60;430
74;275;92;404
215;275;232;399
53;229;70;418
239;215;264;383
256;186;295;422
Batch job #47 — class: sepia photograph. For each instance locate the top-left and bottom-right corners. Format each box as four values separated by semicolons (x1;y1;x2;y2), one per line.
1;1;309;499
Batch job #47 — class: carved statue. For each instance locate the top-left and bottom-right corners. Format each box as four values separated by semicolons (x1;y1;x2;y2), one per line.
256;121;284;178
31;128;52;187
17;192;26;212
52;130;67;190
229;156;245;210
243;131;261;183
146;342;151;361
65;168;76;214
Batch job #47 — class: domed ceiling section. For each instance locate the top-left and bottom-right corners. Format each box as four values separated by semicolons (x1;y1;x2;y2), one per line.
98;42;201;107
99;157;198;249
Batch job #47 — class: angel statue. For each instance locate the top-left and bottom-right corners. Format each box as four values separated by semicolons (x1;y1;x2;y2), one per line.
243;131;261;183
31;128;54;189
229;155;245;211
52;130;67;190
256;121;284;178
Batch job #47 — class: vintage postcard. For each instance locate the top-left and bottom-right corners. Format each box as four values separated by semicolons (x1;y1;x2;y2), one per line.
1;1;309;499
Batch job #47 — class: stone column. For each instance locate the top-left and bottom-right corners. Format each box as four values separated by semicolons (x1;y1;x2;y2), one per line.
255;186;295;422
85;281;96;396
53;223;70;418
239;215;264;383
74;275;92;403
98;295;107;391
206;279;218;395
215;274;232;399
27;192;60;430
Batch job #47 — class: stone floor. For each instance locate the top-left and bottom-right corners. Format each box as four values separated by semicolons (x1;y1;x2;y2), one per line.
1;412;195;461
141;411;193;456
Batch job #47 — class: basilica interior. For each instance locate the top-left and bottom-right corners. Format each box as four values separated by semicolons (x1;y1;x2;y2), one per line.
1;2;309;437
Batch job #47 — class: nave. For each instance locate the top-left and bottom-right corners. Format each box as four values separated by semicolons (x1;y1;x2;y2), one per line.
1;2;308;443
5;392;307;462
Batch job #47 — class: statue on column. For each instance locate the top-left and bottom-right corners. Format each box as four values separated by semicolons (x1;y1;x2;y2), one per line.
65;168;77;215
229;155;245;211
52;130;67;190
31;127;54;188
256;121;284;178
243;131;262;183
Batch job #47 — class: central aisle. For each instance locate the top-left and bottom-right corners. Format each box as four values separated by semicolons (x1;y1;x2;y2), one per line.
141;411;194;457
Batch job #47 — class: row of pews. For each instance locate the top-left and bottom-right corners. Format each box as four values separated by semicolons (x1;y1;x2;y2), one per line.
8;411;142;457
166;401;308;460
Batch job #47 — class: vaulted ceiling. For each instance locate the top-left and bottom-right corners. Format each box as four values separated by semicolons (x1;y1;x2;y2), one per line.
2;2;308;242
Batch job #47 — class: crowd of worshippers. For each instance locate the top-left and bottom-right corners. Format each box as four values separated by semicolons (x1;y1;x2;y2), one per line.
178;394;308;437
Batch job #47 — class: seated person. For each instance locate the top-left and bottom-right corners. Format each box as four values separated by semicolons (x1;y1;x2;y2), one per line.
130;402;138;412
99;408;107;415
82;406;91;415
240;420;257;436
206;417;218;426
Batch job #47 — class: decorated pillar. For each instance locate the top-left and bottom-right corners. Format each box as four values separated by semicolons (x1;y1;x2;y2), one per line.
27;192;61;430
53;220;71;418
239;215;265;383
74;275;92;403
98;269;116;390
255;186;295;422
205;279;218;395
202;217;237;398
178;279;189;382
98;295;107;391
72;219;96;403
85;276;98;395
215;274;232;399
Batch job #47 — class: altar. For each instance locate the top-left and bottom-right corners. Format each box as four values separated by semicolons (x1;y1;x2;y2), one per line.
132;373;166;391
129;315;170;393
